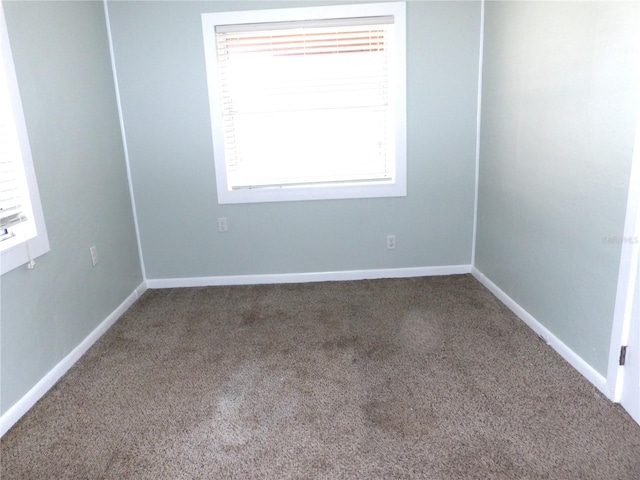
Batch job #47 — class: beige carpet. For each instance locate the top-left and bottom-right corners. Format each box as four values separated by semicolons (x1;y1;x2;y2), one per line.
2;275;639;479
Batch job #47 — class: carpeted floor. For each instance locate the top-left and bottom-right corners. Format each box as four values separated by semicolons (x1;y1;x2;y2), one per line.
2;275;639;479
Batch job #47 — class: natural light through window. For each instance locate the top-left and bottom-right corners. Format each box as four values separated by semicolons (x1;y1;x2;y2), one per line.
1;4;49;274
202;2;406;204
0;47;35;246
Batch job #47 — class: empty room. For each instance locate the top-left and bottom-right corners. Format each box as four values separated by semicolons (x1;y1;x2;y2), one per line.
1;0;639;478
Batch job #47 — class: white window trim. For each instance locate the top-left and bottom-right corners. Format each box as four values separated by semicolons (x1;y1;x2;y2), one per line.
202;2;406;204
1;4;49;275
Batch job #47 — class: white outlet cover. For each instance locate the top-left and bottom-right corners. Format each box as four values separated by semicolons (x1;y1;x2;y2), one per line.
386;235;396;249
90;245;99;266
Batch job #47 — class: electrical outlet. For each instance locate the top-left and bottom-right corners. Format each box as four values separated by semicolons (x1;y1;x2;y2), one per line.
90;245;99;266
386;235;396;250
217;217;228;232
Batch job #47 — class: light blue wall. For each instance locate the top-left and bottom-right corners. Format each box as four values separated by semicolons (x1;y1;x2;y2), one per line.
106;1;481;279
476;1;640;375
1;1;143;414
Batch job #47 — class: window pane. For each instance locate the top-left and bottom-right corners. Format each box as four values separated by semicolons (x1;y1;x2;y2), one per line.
229;108;392;187
217;22;393;189
0;36;35;248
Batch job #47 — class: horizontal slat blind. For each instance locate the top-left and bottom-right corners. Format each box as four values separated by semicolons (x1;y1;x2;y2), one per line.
215;17;395;189
0;49;28;241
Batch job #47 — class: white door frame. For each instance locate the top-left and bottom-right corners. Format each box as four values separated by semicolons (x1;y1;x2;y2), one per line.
622;259;640;423
607;92;640;425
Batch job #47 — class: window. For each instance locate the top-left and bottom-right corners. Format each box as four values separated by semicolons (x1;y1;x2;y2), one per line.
202;2;406;204
1;4;49;274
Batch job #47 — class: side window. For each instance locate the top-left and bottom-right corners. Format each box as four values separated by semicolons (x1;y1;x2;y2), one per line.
1;5;49;274
202;2;406;204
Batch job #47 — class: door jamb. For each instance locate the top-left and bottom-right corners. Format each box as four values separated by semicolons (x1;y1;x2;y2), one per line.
607;92;640;412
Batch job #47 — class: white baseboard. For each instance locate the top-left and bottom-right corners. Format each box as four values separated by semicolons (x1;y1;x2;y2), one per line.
146;264;473;289
0;281;147;438
471;267;611;399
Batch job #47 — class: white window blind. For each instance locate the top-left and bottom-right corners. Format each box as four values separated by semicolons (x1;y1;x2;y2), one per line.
0;36;34;246
215;16;396;190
